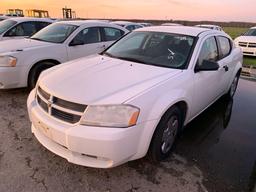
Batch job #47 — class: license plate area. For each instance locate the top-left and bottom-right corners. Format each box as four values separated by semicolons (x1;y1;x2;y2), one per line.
33;117;52;139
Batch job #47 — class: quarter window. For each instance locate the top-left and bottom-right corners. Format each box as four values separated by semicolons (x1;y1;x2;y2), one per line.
197;37;218;66
217;36;231;59
103;27;124;41
73;27;101;44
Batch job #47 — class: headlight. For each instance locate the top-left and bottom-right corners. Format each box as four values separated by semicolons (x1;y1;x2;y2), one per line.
0;56;17;67
80;104;140;128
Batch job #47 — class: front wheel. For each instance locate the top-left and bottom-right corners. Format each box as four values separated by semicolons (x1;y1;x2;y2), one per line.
148;106;183;162
28;62;55;90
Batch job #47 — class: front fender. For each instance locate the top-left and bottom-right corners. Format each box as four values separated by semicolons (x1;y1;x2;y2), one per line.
127;75;193;159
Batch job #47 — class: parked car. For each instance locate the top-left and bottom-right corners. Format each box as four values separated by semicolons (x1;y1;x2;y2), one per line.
234;27;256;56
0;17;53;41
161;23;183;26
139;22;153;27
195;24;223;31
0;20;128;89
111;21;143;31
0;15;9;21
27;26;242;168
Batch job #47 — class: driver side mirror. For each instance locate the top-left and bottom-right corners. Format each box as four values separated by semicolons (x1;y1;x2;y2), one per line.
195;60;219;73
69;39;84;46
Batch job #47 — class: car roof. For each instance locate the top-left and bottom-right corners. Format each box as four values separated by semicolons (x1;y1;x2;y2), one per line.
5;17;54;23
135;26;211;37
54;20;129;32
56;20;118;26
111;21;141;25
196;24;220;28
161;23;182;26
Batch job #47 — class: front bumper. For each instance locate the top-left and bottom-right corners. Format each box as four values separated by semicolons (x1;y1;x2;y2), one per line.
240;47;256;56
0;67;21;89
27;89;156;168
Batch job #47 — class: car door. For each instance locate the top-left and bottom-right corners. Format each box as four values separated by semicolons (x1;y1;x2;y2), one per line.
100;27;125;48
2;21;38;40
192;36;225;116
67;27;104;60
216;36;234;93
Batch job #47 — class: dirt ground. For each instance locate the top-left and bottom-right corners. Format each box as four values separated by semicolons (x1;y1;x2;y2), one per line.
0;89;207;192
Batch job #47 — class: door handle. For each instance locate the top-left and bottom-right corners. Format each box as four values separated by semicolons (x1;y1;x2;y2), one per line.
223;65;229;72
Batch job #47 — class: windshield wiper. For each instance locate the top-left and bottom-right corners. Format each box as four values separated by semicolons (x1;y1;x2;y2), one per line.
102;52;117;58
30;37;45;41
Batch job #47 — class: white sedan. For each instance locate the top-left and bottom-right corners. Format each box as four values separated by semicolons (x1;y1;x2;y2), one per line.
0;17;53;41
234;27;256;56
195;24;223;31
111;21;143;31
0;20;128;89
27;26;242;168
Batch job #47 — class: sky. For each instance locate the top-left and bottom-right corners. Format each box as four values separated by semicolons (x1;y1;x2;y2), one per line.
0;0;255;22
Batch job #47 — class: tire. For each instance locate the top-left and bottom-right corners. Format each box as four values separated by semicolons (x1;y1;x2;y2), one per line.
148;106;183;162
227;72;240;98
28;62;55;89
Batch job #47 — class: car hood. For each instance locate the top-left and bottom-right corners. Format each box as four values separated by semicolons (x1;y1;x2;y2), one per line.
39;55;182;104
235;36;256;43
0;38;53;54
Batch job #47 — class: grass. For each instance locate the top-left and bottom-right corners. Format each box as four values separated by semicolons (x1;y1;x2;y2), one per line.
223;27;249;39
223;27;256;67
244;57;256;67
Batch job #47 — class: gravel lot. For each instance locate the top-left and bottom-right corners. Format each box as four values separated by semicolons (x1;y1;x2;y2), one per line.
1;79;255;192
0;89;207;192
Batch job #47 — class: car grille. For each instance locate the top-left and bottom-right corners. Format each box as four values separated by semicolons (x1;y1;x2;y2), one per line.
238;42;256;48
36;87;87;124
238;42;248;47
243;51;254;55
248;43;256;48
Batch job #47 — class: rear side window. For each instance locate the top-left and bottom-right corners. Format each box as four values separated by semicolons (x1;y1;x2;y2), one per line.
5;22;38;37
102;27;124;41
126;25;135;31
217;36;231;59
197;37;218;66
73;27;101;44
36;22;51;31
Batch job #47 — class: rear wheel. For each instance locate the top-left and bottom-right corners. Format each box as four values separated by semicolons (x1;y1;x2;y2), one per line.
149;106;183;162
28;62;56;89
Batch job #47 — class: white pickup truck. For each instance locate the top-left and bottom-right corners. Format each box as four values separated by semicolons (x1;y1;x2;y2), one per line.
28;26;242;168
0;20;128;89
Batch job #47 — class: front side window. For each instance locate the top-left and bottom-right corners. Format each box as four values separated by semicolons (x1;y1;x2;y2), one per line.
5;22;37;37
197;37;218;66
103;27;124;41
104;31;195;69
30;23;78;43
217;36;231;59
0;20;17;35
72;27;101;44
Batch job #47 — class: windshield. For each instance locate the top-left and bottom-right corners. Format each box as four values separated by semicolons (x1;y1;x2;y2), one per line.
104;32;196;69
0;20;17;35
244;29;256;36
30;23;78;43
